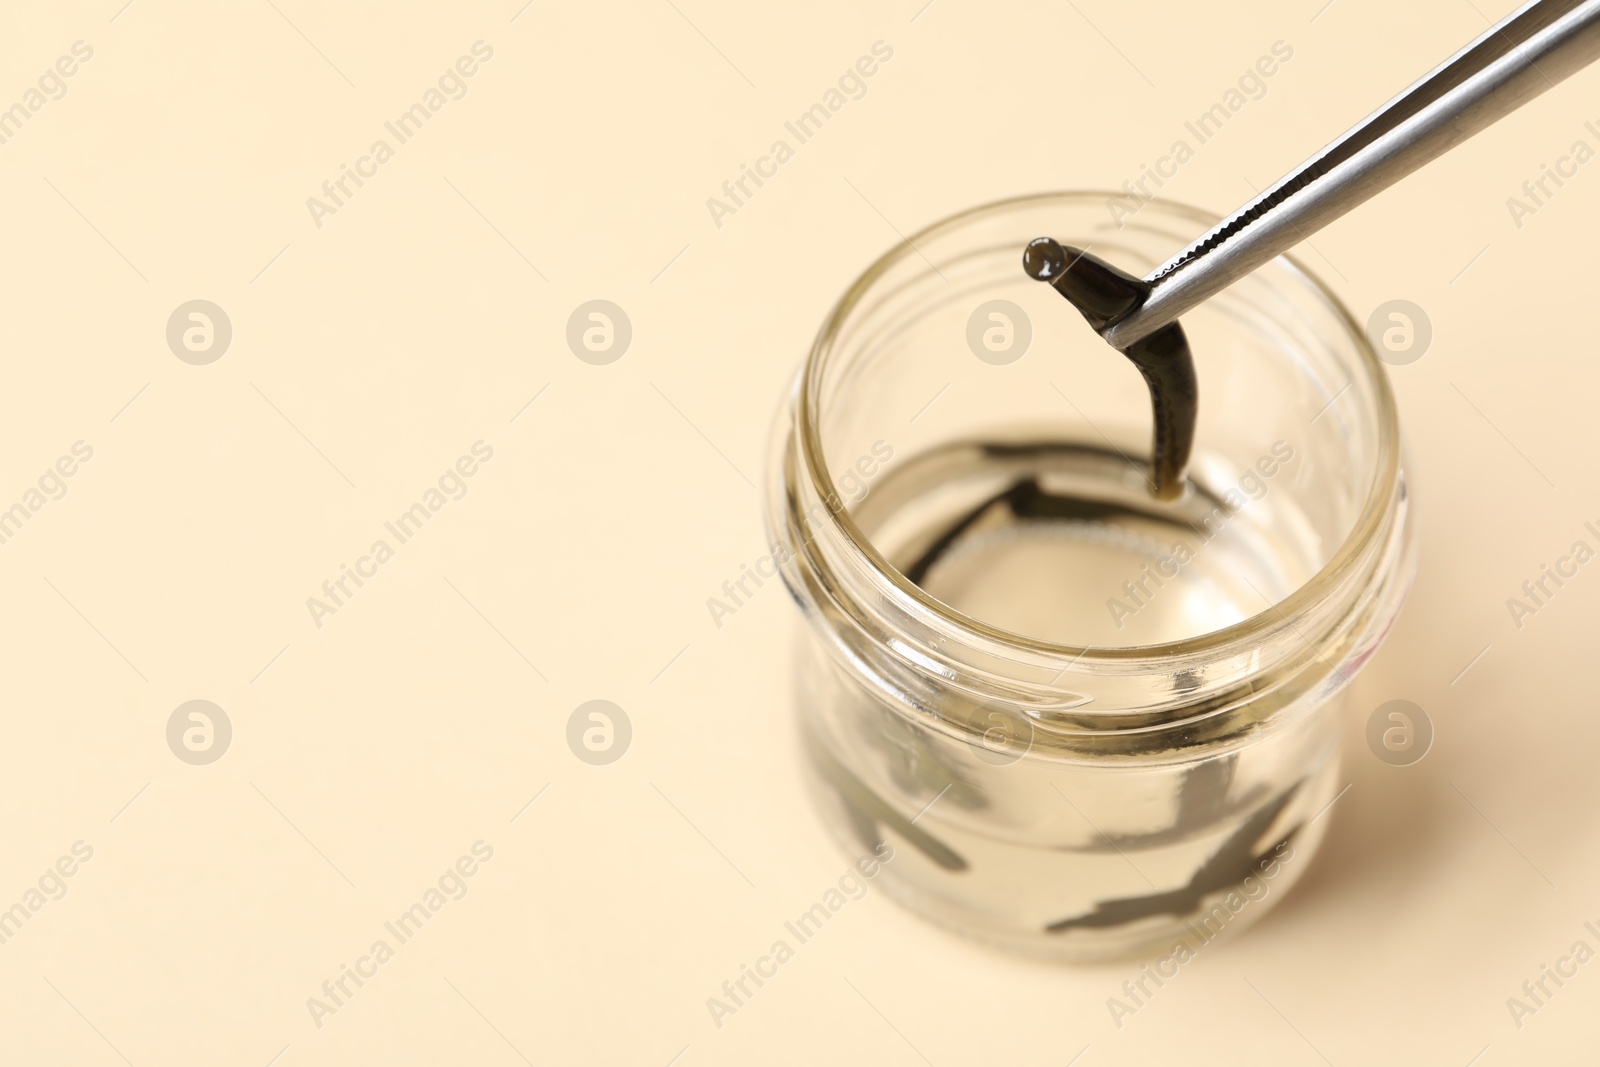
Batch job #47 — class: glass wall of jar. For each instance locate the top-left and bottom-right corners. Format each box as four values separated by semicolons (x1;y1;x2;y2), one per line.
766;193;1417;961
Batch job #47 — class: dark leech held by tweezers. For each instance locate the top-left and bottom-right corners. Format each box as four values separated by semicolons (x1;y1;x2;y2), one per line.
1023;238;1197;501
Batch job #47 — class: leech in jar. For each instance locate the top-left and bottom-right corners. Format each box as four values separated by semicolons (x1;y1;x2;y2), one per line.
1022;237;1197;502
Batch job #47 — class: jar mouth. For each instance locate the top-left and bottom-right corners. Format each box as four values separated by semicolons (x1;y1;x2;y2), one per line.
794;191;1402;667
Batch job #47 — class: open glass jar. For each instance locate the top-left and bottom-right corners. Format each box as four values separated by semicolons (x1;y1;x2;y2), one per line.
766;193;1417;962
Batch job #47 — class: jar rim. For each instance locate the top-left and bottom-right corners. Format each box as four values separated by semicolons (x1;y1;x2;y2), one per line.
794;190;1402;666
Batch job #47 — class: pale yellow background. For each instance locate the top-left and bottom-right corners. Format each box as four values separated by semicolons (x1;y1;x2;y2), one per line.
0;0;1594;1063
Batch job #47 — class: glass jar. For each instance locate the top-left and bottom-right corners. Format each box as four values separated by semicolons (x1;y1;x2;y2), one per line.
765;193;1417;962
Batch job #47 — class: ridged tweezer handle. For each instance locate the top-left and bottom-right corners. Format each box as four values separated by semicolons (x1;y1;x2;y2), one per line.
1101;0;1600;348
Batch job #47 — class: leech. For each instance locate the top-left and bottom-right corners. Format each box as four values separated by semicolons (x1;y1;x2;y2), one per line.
805;727;969;872
1045;780;1302;934
1023;237;1198;501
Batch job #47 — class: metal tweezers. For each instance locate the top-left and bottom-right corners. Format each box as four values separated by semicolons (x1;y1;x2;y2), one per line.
1101;0;1600;350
